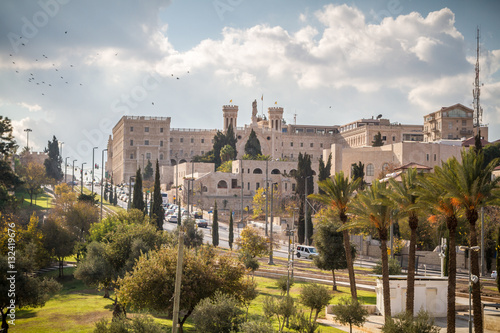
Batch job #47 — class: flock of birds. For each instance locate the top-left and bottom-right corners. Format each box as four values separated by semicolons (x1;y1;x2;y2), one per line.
8;32;190;103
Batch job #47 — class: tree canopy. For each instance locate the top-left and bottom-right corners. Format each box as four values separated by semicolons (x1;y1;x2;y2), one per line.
244;129;262;157
44;136;63;182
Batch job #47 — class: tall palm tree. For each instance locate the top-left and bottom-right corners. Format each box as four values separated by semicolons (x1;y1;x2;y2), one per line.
388;168;419;315
416;164;460;333
348;180;392;320
309;171;361;300
437;149;500;333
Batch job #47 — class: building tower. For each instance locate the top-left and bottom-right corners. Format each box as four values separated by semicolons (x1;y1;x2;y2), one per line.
472;26;483;137
222;105;238;132
267;106;284;131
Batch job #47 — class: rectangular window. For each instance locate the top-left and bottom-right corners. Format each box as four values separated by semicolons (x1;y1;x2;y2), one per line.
290;142;293;147
130;153;134;159
160;127;164;133
130;126;134;132
310;143;313;148
160;140;163;147
170;137;173;142
160;154;164;160
426;154;429;161
285;183;288;191
180;138;184;143
130;139;133;146
292;183;296;192
256;182;260;190
382;136;387;141
191;138;194;143
247;182;250;190
392;136;396;141
320;143;323;148
145;140;149;145
145;127;149;132
300;142;303;147
462;120;467;126
434;154;436;161
146;153;151;159
201;139;204;143
231;179;238;189
201;151;204;155
179;149;183;155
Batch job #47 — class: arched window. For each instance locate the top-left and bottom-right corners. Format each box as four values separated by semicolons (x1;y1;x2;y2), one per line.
253;168;263;174
289;169;297;177
271;169;280;174
179;159;187;164
366;163;374;176
217;180;228;189
170;159;177;166
202;186;208;192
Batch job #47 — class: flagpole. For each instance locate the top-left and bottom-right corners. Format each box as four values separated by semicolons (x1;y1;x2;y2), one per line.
261;94;264;118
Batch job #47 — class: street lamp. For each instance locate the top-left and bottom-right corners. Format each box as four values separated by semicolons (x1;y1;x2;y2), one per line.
128;175;136;210
91;147;98;195
268;182;278;265
459;245;480;333
80;162;87;195
24;128;32;152
100;149;108;221
72;159;77;191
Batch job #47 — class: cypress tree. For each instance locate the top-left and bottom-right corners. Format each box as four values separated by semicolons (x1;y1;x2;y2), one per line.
109;178;114;204
318;153;332;194
152;159;164;230
294;153;313;244
44;136;63;181
228;210;234;250
244;129;262;157
372;131;384;147
103;180;108;201
113;187;117;205
212;201;219;247
132;168;144;211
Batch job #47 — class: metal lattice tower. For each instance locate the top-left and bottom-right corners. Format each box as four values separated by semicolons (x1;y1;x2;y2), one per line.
472;27;483;129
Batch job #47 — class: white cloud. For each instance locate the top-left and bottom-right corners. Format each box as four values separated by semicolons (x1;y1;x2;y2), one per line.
18;102;42;112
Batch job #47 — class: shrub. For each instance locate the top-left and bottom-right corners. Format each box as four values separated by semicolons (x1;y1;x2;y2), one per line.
276;275;294;296
372;257;402;275
382;309;440;333
94;316;166;333
332;297;368;333
263;295;296;333
239;319;274;333
191;292;244;333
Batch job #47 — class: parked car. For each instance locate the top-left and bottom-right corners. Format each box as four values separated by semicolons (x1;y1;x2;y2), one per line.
296;245;318;259
196;219;208;228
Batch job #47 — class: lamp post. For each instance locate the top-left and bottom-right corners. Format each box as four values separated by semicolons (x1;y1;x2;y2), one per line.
459;245;480;333
64;157;69;184
59;142;64;183
128;175;136;210
292;207;299;279
91;147;98;195
268;182;277;265
286;223;295;328
72;159;77;191
100;149;108;221
265;159;269;236
80;162;87;195
24;128;32;152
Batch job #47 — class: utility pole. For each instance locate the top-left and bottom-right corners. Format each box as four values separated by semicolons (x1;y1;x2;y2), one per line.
72;159;77;191
172;230;185;333
91;147;98;195
80;162;86;195
100;149;108;221
268;183;277;265
265;159;269;236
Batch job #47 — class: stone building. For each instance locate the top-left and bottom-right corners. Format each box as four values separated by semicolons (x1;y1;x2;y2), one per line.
423;103;488;142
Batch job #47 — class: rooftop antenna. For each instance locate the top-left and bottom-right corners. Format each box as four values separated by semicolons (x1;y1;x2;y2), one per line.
472;26;483;130
293;112;297;125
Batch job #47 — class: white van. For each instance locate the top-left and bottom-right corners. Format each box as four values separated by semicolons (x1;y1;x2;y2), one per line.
296;245;319;259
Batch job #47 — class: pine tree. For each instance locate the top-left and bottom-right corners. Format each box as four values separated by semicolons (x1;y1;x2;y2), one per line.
44;136;63;181
131;168;144;211
212;201;219;247
372;131;384;147
228;211;234;250
143;159;154;181
152;159;164;230
244;129;262;157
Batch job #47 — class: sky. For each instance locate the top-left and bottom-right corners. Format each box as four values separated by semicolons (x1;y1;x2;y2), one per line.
1;0;500;167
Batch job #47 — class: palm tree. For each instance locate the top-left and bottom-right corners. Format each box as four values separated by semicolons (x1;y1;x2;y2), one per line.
416;164;460;333
436;149;500;333
309;171;361;300
388;168;419;315
348;180;392;320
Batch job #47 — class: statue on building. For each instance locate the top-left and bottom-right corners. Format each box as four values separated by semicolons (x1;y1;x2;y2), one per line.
251;99;258;124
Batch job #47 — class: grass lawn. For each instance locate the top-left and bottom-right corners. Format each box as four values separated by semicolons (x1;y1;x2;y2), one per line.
13;266;375;332
15;189;54;210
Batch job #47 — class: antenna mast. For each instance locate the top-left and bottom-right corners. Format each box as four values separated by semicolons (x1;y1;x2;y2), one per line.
472;26;482;130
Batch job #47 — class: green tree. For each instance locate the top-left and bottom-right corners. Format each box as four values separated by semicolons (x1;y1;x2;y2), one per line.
351;161;365;188
236;226;269;258
372;131;384;147
118;246;248;332
113;187;118;205
318;153;332;194
77;192;99;205
94;316;165;333
44;135;63;182
220;144;235;163
151;160;164;230
388;168;420;315
312;221;354;291
42;216;76;277
0;255;61;333
309;172;360;300
294;152;313;244
349;181;392;320
143;159;153;181
217;160;232;173
108;179;114;205
212;201;219;247
64;201;99;241
372;257;402;275
103;180;109;201
192;292;245;333
244;129;262;157
332;297;368;333
298;283;332;329
0;116;18;156
416;168;460;333
175;218;204;248
18;162;47;206
382;309;440;333
263;296;296;333
437;149;499;333
131;168;144;212
229;211;234;250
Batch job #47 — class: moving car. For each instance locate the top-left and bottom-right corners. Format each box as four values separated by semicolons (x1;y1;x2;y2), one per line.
166;215;178;223
196;219;208;228
296;245;319;259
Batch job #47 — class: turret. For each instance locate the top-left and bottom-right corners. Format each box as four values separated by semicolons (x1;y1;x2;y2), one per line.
268;107;284;131
222;105;238;132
